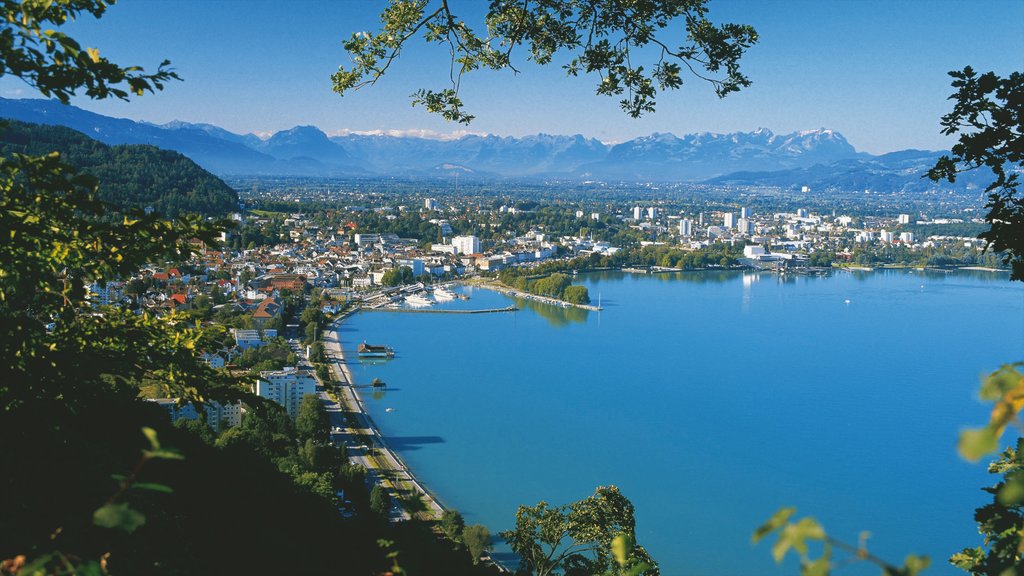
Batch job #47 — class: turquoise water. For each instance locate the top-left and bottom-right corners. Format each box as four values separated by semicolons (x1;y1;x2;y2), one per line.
339;270;1024;575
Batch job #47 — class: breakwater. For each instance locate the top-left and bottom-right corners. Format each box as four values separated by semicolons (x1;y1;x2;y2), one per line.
361;305;519;314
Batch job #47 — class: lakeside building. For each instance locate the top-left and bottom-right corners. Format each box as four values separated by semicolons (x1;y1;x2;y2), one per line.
148;398;242;433
254;367;317;419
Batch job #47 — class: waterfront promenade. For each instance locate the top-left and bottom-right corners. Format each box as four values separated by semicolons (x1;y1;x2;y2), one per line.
321;313;446;523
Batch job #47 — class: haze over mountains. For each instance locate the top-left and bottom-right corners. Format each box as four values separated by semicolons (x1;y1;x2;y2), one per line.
0;97;981;192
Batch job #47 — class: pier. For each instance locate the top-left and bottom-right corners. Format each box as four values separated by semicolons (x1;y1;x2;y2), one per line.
473;282;603;311
361;305;519;314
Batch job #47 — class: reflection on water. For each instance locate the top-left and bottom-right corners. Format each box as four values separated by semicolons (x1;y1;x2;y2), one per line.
584;269;741;285
371;389;387;401
513;297;589;327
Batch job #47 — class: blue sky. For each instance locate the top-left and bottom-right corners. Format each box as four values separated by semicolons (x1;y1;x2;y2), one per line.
1;0;1021;153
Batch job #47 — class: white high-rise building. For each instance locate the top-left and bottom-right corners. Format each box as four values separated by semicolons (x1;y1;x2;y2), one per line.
736;218;754;234
796;208;810;218
879;230;894;243
900;232;915;243
898;214;911;225
632;206;642;220
740;207;750;219
723;212;736;229
424;198;438;210
452;235;481;255
647;207;659;220
255;367;317;419
678;218;693;238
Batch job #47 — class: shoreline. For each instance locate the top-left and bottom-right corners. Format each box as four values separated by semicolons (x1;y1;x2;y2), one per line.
322;311;447;521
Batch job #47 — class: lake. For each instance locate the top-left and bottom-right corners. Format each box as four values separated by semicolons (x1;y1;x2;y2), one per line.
338;269;1024;575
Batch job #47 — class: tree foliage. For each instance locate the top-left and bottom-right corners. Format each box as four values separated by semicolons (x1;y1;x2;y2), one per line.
0;120;239;217
442;509;467;542
333;0;757;123
500;485;657;576
295;394;331;445
928;67;1024;280
462;524;491;565
370;484;392;518
951;438;1024;575
0;0;178;102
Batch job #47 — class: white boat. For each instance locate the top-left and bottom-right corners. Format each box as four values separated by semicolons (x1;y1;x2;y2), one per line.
385;407;395;413
405;294;433;308
432;287;456;302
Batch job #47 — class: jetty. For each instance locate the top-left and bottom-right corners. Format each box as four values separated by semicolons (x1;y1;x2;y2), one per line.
474;282;603;311
361;305;518;314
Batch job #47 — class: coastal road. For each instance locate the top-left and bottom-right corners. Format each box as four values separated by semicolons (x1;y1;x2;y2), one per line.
320;321;444;523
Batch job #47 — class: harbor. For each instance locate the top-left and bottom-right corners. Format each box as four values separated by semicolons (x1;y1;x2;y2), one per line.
361;305;519;314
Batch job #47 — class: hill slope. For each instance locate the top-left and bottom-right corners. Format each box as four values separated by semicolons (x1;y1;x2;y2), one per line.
0;120;239;217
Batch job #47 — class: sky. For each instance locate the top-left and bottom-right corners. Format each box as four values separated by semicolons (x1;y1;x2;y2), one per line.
1;0;1021;154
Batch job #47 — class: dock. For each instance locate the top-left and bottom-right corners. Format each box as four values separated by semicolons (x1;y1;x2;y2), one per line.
473;282;603;311
361;305;519;314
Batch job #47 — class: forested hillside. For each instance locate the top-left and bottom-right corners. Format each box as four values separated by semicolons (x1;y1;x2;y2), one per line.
0;120;238;217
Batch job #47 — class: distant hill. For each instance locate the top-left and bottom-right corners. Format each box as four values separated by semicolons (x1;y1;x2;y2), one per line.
0;97;973;193
0;120;239;217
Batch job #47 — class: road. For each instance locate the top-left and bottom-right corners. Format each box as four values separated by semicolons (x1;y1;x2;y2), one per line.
318;321;444;523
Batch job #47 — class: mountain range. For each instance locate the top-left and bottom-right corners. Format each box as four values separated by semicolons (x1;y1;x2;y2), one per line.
0;97;981;192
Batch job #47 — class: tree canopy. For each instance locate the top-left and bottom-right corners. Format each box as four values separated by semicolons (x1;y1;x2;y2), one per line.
928;67;1024;280
0;120;239;217
333;0;757;123
500;486;657;576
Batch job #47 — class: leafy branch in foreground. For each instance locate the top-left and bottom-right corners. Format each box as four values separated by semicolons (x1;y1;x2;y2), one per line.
0;0;180;102
0;150;242;412
753;508;930;576
332;0;757;123
928;67;1024;280
4;427;182;576
500;485;657;576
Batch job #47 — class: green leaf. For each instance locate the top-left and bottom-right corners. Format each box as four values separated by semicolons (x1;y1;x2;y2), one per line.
900;554;930;576
142;426;160;450
959;427;999;462
132;482;173;493
980;365;1024;400
94;502;146;533
773;517;825;563
802;555;830;576
753;507;796;543
143;448;184;461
